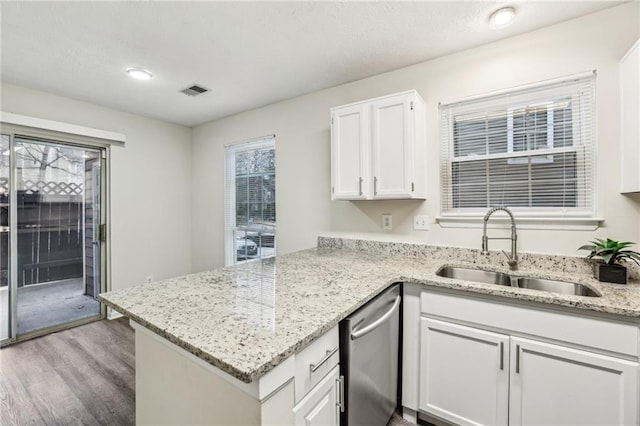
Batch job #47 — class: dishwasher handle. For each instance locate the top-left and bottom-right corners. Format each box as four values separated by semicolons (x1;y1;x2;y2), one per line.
350;295;401;340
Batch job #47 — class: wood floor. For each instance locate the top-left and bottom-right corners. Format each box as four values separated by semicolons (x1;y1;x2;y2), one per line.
0;317;135;426
0;317;417;426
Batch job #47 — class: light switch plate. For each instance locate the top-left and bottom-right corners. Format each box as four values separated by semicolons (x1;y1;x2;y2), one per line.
413;215;429;231
382;214;392;230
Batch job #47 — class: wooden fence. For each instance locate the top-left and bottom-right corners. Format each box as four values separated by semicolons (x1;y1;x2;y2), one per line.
0;179;84;288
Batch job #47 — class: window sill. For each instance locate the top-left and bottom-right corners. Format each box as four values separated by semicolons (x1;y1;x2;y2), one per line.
436;216;604;231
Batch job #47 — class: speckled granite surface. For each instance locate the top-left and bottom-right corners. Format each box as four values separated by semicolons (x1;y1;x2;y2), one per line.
99;237;640;384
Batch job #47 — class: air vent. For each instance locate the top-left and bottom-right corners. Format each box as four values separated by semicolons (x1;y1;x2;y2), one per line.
180;84;210;97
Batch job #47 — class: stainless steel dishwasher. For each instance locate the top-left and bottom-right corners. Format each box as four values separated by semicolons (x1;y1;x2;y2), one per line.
340;283;401;426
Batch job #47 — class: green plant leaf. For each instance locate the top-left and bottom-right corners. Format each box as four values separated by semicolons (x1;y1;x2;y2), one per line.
618;251;640;266
593;248;613;257
612;242;630;251
580;238;639;264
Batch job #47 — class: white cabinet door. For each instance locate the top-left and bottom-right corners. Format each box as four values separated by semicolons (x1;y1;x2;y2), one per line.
419;318;509;426
621;39;640;193
371;93;414;199
293;365;340;426
331;104;368;200
509;337;639;426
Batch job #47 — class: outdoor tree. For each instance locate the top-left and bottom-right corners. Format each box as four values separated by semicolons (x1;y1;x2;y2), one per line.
18;144;83;182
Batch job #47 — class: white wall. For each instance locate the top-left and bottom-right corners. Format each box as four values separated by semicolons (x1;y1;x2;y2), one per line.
191;3;640;271
1;82;193;291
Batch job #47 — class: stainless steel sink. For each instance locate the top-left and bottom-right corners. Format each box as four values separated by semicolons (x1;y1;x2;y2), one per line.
515;277;599;297
436;266;601;298
436;266;511;286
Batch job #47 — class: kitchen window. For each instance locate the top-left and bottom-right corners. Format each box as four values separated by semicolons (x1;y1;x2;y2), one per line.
224;135;276;266
439;73;595;223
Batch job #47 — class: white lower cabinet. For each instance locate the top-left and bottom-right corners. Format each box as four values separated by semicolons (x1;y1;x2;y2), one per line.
293;325;341;426
419;318;639;426
419;318;509;426
293;365;341;426
509;337;638;426
132;320;341;426
413;289;640;426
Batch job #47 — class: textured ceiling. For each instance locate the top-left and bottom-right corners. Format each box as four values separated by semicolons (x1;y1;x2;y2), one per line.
0;1;622;127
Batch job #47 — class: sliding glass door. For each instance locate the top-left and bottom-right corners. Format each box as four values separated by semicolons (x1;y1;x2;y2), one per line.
0;134;106;343
0;135;10;341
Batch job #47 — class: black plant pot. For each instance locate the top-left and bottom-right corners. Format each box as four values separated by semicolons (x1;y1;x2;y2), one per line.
596;263;627;284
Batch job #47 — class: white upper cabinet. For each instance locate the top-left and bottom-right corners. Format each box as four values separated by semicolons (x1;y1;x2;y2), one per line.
331;103;369;200
371;93;418;199
621;39;640;193
331;90;426;200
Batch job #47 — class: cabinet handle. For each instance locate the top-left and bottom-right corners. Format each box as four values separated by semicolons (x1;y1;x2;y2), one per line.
310;346;339;373
515;344;521;374
337;375;345;413
374;176;378;195
500;342;504;370
359;177;363;196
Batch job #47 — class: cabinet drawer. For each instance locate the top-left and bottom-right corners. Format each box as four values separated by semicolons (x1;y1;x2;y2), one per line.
294;325;339;403
421;290;639;357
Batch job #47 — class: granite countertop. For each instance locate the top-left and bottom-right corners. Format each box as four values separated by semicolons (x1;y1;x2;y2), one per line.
99;237;640;384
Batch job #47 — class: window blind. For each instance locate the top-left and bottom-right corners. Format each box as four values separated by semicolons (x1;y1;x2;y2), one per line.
439;73;595;218
224;135;276;266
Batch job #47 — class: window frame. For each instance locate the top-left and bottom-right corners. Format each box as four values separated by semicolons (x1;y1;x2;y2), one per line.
439;73;597;224
507;101;555;165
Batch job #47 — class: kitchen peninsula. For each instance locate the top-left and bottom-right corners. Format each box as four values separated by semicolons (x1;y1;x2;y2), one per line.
99;237;640;425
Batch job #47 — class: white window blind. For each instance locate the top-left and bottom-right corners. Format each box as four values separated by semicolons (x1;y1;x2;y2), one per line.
224;135;276;266
439;73;595;218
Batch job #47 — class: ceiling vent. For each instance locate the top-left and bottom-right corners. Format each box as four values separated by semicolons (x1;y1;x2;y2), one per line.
180;84;210;97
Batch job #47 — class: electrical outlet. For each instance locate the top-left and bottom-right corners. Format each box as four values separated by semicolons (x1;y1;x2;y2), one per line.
146;275;153;283
413;215;430;231
382;214;392;230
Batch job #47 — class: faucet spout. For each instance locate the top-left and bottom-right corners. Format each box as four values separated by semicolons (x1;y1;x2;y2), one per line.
481;207;518;270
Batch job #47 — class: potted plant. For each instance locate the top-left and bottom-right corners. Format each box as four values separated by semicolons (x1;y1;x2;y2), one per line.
578;238;640;284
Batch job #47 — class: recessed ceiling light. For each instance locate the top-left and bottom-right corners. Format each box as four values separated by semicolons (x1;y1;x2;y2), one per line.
489;7;515;29
126;68;152;80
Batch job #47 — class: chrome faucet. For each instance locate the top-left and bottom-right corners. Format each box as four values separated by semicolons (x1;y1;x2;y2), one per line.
481;206;518;270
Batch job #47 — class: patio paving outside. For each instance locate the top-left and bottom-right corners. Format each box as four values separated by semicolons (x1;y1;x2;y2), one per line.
0;278;100;336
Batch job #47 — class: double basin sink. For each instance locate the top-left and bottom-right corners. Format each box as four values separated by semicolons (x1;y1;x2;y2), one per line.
437;266;600;297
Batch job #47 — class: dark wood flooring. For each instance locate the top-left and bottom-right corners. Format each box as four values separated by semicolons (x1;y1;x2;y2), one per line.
0;318;135;426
